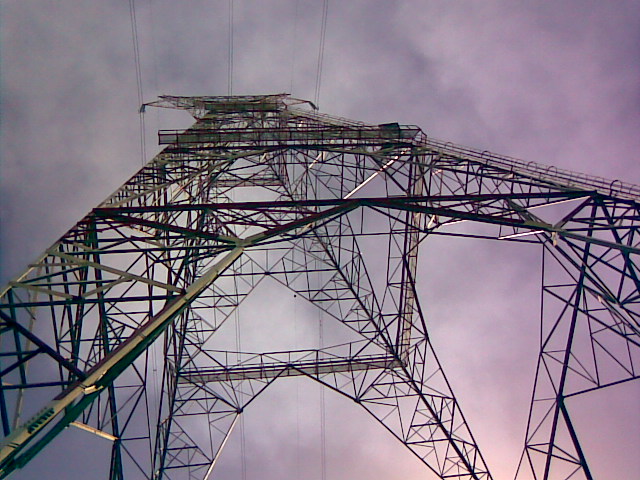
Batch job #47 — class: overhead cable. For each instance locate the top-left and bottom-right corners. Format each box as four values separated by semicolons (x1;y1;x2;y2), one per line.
289;0;300;94
129;0;146;166
228;0;235;96
314;0;329;108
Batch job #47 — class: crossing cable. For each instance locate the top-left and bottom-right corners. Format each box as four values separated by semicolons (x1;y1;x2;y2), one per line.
229;187;247;480
320;354;327;480
147;0;162;143
289;0;300;94
234;294;247;480
138;1;164;440
318;262;327;480
294;293;301;480
147;1;160;96
228;0;235;96
128;0;147;166
314;0;329;108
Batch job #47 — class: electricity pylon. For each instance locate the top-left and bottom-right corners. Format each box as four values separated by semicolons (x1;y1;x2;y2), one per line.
0;94;638;480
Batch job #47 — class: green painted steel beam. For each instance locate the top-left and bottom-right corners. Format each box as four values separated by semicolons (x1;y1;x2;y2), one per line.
0;204;357;478
0;246;244;478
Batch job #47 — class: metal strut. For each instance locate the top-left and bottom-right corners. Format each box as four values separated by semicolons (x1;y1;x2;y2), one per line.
0;94;637;480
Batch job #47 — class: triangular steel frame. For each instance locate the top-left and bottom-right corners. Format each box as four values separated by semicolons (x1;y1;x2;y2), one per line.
0;94;638;480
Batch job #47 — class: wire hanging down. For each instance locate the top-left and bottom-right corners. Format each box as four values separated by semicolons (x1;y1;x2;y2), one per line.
234;306;247;480
129;0;146;166
318;269;327;480
289;0;300;94
314;0;329;108
228;0;235;96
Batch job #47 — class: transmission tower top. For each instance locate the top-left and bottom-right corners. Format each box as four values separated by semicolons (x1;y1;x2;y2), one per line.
146;94;640;202
145;93;316;118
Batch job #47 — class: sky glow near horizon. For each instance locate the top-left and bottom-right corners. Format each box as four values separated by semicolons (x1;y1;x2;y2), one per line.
1;1;639;479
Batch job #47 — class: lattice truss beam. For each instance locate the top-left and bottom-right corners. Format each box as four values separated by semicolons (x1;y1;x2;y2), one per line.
0;94;638;480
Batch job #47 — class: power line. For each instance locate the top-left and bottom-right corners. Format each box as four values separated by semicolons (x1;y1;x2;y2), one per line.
289;0;300;94
128;0;146;166
318;268;327;480
147;0;162;163
314;0;329;108
320;368;327;480
228;0;234;96
294;293;301;480
234;305;247;480
147;0;161;97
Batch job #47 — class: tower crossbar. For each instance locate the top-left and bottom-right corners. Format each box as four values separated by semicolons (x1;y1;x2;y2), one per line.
0;94;638;480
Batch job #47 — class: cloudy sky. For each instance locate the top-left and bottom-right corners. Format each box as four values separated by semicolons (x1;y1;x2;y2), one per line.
2;1;639;479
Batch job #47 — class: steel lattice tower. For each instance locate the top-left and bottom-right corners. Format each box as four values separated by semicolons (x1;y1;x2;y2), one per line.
0;95;638;480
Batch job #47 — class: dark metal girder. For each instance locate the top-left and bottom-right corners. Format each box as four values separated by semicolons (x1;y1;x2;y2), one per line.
2;94;638;480
179;354;400;383
95;194;640;256
94;191;596;215
0;312;87;380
